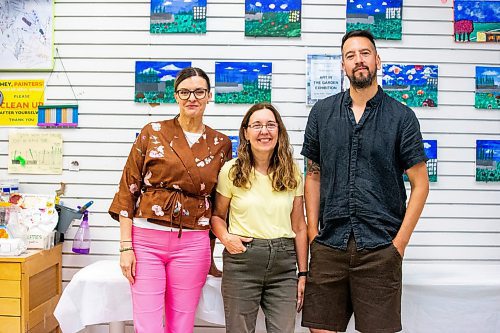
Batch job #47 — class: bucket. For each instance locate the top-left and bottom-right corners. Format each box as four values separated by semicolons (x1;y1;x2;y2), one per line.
55;204;83;234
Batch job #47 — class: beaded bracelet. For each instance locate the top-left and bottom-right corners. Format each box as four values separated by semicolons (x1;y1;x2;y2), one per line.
119;247;134;253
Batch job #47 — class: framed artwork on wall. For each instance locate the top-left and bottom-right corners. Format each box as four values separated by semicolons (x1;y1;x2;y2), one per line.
453;0;499;43
382;64;439;107
0;0;54;71
150;0;207;34
475;66;499;109
404;140;438;182
346;0;403;40
476;140;500;182
215;62;272;104
134;61;191;104
245;0;301;37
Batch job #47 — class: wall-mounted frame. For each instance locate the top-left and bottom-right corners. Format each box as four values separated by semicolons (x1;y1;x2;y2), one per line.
0;0;54;71
38;105;78;128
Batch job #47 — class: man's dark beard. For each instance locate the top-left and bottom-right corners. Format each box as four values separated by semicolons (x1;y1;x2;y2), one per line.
348;67;375;89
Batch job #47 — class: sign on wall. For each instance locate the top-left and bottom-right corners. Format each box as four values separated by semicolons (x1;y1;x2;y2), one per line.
0;79;44;127
306;54;345;105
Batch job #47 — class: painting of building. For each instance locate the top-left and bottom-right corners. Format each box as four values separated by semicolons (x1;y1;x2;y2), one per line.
215;62;272;104
135;61;191;104
229;135;240;158
454;1;499;42
346;0;402;40
245;0;301;37
476;140;500;182
475;66;499;109
404;140;438;182
382;64;439;107
150;0;207;33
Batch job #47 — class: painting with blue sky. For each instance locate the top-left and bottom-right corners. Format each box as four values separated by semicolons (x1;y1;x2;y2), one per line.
454;1;499;42
135;61;191;103
150;0;207;33
215;62;272;104
404;140;438;182
229;136;240;158
346;0;403;39
382;64;439;107
245;0;302;37
476;140;500;182
475;66;499;109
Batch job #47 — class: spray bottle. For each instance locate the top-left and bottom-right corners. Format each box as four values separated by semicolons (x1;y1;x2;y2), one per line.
72;209;91;254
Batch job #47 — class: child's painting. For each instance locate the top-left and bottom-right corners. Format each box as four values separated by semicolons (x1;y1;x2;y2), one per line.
215;62;272;104
245;0;301;37
346;0;403;40
150;0;207;33
475;66;499;109
229;135;240;158
454;1;499;43
476;140;500;182
382;64;439;107
404;140;438;182
306;54;345;105
135;61;191;104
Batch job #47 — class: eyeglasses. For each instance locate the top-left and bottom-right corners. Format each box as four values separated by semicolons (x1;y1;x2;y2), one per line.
247;122;278;131
175;89;208;100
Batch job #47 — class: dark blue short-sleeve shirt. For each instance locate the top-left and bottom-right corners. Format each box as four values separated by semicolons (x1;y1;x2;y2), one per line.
301;86;428;250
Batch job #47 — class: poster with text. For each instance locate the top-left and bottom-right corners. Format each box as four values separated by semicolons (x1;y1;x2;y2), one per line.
135;61;191;104
346;0;402;40
215;62;272;104
454;0;499;43
0;80;44;126
245;0;301;37
306;54;345;105
0;0;54;70
8;132;63;174
150;0;207;33
382;64;438;107
475;66;499;109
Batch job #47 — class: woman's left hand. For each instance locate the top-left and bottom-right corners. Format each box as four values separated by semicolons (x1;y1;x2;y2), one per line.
296;276;306;312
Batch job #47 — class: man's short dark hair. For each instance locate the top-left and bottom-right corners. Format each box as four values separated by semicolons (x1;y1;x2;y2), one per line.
341;30;377;53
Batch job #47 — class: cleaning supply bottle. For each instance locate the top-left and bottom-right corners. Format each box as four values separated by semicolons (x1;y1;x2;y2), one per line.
72;210;91;254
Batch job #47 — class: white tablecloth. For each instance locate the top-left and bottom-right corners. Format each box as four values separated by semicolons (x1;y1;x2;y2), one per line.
55;261;500;333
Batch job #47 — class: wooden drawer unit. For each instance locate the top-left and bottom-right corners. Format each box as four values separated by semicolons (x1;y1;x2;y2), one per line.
0;244;62;333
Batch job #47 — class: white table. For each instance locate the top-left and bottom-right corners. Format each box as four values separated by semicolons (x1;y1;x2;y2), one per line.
55;261;500;333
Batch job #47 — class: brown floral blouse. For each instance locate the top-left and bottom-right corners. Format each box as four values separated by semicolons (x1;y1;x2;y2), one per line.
108;117;231;232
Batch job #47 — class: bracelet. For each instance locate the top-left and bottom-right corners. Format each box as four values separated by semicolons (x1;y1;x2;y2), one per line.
297;271;308;278
119;247;134;253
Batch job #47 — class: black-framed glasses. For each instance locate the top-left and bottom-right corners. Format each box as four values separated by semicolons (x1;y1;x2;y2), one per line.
247;122;278;131
175;88;208;100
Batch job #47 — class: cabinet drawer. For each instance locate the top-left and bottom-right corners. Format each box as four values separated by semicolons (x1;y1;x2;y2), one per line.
0;315;20;333
0;263;21;280
0;298;21;316
0;281;21;298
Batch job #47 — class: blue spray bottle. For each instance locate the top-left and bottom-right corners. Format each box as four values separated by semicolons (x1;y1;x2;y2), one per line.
72;209;91;254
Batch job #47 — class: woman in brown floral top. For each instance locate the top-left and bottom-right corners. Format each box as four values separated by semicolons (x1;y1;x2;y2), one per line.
109;67;231;333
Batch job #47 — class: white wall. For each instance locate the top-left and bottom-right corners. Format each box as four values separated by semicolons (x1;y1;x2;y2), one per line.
1;0;499;331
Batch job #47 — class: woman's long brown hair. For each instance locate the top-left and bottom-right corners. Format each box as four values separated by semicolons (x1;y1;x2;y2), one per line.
229;103;298;192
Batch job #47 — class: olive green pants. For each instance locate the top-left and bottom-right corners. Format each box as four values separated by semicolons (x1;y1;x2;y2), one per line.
222;238;298;333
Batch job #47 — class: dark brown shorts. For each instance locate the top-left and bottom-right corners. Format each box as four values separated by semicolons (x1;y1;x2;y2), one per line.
302;235;402;333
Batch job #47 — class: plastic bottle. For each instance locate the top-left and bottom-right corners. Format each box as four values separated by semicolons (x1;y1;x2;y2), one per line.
72;210;91;254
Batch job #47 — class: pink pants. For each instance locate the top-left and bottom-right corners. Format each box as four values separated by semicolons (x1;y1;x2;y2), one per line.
131;226;211;333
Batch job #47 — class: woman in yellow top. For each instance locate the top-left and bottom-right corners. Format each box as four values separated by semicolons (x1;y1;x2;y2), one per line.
211;102;308;333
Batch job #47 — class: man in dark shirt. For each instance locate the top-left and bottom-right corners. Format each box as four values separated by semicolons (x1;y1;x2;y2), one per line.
301;30;429;333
